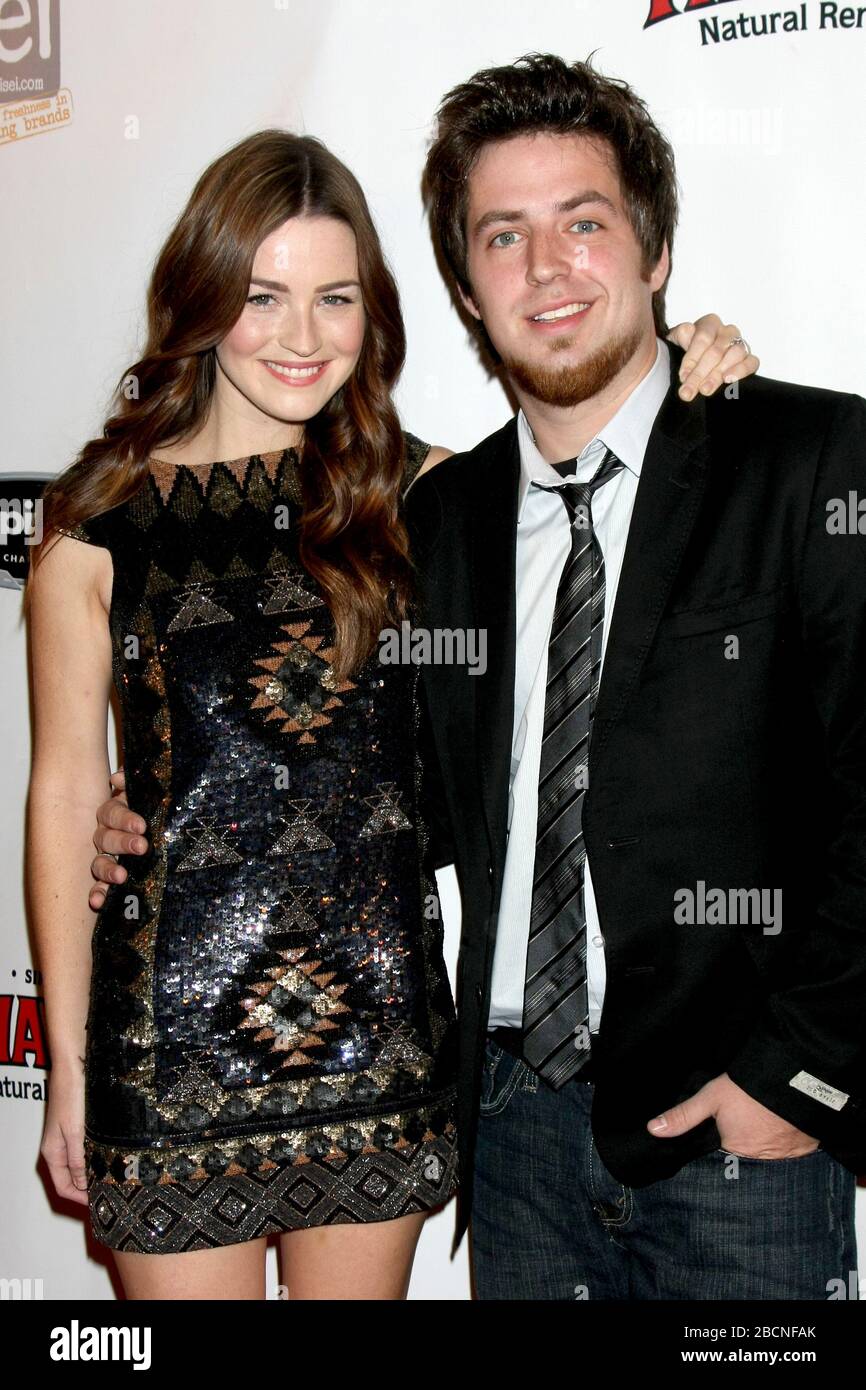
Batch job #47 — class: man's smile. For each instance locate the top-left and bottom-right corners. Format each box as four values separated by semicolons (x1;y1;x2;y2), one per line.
527;299;594;330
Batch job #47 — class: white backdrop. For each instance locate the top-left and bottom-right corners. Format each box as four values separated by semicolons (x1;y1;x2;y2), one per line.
2;0;864;1300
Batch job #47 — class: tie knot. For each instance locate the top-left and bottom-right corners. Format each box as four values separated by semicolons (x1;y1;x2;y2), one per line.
551;448;624;527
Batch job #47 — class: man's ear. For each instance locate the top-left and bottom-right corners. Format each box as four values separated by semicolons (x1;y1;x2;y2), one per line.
457;282;483;322
649;240;671;294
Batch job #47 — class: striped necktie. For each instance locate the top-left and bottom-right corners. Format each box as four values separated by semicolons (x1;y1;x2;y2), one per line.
521;446;625;1088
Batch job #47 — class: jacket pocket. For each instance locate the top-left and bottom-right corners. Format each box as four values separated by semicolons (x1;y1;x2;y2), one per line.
670;586;789;637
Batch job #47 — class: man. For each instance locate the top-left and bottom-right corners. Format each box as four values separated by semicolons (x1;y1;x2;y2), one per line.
85;55;865;1300
403;53;865;1299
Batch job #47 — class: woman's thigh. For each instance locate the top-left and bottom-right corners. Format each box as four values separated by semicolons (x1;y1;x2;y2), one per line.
113;1236;269;1300
278;1211;428;1299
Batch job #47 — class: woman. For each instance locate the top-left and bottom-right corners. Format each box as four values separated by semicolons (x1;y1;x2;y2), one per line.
27;127;757;1301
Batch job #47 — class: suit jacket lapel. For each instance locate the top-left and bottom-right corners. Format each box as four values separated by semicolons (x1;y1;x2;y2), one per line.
469;418;521;863
467;347;712;862
590;345;711;764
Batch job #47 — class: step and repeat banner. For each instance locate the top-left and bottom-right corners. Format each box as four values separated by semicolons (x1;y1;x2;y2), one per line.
2;0;864;1301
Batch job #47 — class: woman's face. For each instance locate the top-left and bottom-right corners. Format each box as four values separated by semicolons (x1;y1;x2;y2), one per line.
216;214;366;434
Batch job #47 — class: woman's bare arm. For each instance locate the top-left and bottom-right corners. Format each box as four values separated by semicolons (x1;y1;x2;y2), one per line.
27;533;114;1090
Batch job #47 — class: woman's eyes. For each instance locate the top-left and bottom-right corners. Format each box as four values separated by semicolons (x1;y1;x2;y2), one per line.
489;220;601;248
246;292;354;307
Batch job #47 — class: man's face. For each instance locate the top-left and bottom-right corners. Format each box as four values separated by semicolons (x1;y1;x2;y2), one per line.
460;131;669;407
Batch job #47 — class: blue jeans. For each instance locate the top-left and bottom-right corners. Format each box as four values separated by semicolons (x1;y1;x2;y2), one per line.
471;1036;858;1300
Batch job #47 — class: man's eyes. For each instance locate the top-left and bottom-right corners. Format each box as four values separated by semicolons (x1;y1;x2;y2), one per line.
489;220;601;248
490;230;522;248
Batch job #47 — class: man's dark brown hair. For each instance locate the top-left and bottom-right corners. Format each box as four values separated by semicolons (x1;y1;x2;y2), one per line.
423;52;679;337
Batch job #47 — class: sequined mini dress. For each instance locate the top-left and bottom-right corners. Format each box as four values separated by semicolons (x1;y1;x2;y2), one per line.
59;433;459;1254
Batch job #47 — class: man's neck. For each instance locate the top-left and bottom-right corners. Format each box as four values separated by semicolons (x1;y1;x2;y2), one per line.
515;332;660;464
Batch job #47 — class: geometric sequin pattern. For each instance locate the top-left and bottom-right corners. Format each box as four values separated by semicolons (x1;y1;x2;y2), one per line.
87;1127;458;1253
176;818;244;872
360;782;414;837
248;620;357;746
268;801;335;854
59;432;460;1251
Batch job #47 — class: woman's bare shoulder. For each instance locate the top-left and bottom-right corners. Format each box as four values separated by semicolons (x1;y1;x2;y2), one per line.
414;444;454;482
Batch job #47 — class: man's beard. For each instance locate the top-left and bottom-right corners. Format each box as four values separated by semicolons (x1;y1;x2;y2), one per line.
502;322;645;408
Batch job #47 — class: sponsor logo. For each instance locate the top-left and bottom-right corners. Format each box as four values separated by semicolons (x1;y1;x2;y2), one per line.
644;0;865;44
645;0;741;24
0;1;73;144
0;990;48;1070
0;0;60;98
0;475;50;589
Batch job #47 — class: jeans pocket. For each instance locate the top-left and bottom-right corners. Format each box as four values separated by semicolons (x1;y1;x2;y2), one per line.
715;1144;823;1162
479;1039;527;1115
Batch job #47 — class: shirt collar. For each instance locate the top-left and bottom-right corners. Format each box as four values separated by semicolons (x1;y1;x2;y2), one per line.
516;337;671;520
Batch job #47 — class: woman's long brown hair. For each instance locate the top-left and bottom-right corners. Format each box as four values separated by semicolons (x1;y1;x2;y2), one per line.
27;129;413;681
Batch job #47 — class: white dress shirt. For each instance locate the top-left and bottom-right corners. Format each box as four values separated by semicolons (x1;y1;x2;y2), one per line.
487;337;671;1032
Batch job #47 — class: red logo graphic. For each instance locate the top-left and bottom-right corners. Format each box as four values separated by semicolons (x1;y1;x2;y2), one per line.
0;994;48;1069
645;0;741;25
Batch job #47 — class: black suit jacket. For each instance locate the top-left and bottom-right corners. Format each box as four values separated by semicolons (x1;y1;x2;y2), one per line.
406;341;866;1257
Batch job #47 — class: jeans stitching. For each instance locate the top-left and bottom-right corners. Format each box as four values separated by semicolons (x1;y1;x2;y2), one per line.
601;1186;632;1228
588;1135;632;1227
520;1063;538;1093
826;1150;857;1288
479;1040;503;1108
480;1042;527;1115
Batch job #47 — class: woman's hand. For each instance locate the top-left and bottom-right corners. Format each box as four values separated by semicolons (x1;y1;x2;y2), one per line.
40;1059;88;1206
87;767;150;911
667;315;760;401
